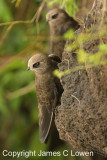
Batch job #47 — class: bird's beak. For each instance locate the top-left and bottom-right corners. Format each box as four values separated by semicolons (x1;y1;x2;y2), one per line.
46;19;49;23
27;66;30;71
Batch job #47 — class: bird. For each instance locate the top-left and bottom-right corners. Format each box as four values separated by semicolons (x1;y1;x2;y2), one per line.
28;53;63;143
46;8;80;60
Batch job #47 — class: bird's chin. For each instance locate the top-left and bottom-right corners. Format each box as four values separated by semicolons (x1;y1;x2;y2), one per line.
34;70;44;75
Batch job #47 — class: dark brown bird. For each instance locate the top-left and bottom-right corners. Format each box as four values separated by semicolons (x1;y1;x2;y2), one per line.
46;8;80;60
28;53;63;143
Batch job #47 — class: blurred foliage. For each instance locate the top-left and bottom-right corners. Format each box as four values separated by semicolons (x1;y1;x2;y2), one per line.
64;24;107;66
0;0;13;21
46;0;78;16
0;0;53;160
54;24;107;78
1;0;103;160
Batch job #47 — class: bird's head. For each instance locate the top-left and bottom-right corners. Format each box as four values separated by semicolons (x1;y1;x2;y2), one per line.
46;8;69;26
28;54;51;74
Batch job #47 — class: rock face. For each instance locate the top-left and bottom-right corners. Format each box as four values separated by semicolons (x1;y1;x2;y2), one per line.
55;0;107;157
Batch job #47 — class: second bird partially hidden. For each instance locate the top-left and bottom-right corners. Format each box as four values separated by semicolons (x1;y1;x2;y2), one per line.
46;8;80;60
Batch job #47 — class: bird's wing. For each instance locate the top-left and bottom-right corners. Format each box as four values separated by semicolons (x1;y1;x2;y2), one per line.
64;18;80;32
37;81;58;143
39;104;53;143
48;54;61;63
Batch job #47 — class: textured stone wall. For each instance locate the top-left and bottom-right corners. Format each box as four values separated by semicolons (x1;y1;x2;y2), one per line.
55;0;107;158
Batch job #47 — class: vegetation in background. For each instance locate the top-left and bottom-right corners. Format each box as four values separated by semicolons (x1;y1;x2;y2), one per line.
0;0;83;160
46;0;78;16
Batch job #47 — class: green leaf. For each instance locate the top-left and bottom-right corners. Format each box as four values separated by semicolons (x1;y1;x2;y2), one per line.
0;0;13;21
77;49;87;63
64;29;76;40
45;0;62;6
99;44;107;53
65;0;77;16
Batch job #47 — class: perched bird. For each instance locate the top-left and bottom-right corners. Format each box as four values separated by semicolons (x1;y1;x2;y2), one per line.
28;53;63;143
46;8;80;60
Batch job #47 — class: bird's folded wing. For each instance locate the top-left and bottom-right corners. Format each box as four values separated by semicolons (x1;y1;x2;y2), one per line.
39;104;53;143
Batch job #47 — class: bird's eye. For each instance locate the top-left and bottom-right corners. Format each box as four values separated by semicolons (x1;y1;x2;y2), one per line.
52;13;58;19
33;62;40;68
